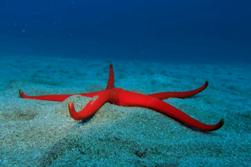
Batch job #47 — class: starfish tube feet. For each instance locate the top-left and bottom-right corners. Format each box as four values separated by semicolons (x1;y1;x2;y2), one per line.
149;81;208;99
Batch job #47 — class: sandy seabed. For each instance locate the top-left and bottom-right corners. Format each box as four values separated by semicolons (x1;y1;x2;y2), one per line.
0;55;250;166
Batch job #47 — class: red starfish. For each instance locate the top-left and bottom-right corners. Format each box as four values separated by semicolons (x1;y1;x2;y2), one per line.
19;64;224;132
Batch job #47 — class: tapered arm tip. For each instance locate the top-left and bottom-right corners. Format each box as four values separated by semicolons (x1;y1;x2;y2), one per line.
216;119;224;130
106;64;115;89
19;89;25;98
68;102;75;113
205;81;209;87
202;119;224;132
68;102;81;120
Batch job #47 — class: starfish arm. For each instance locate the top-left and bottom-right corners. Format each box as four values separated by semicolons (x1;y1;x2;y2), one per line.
68;91;110;120
149;81;208;100
117;90;223;131
146;97;223;131
19;89;99;102
106;64;115;89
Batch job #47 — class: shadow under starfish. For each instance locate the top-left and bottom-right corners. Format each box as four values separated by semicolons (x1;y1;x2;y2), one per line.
19;64;224;132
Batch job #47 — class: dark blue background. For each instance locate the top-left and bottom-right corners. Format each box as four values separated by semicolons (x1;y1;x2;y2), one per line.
0;0;250;63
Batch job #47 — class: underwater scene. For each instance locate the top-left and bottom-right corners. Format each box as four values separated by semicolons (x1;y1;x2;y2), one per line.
0;0;250;166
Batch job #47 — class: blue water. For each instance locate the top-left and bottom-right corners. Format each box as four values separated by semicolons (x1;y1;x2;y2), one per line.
0;0;251;63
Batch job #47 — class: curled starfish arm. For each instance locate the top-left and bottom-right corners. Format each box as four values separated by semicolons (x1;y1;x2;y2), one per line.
68;91;109;120
147;97;223;131
19;89;99;102
149;81;208;100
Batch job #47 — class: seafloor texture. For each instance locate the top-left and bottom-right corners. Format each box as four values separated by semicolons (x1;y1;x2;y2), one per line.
0;55;250;167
